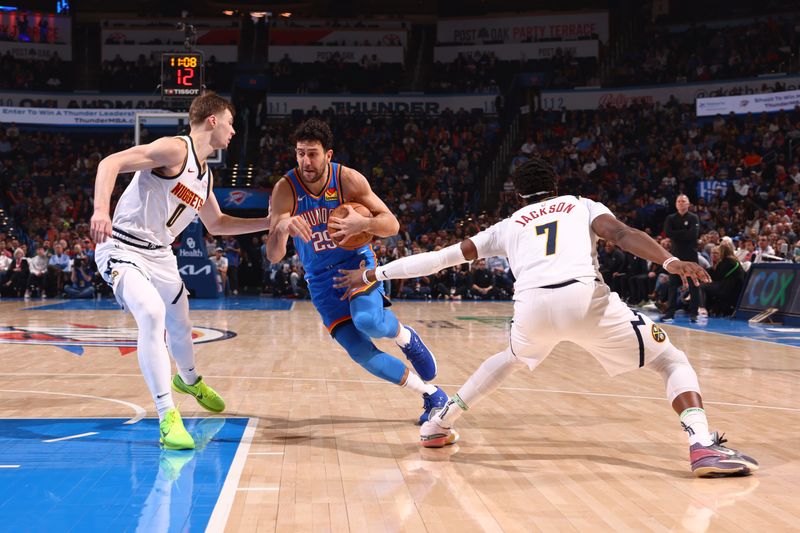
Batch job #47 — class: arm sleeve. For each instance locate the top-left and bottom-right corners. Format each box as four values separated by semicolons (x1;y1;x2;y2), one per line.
468;221;507;259
375;243;468;281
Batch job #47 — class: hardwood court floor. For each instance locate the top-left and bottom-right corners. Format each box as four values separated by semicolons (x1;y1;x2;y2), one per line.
1;298;799;532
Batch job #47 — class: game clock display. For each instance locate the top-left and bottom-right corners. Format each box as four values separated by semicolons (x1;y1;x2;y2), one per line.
161;53;203;98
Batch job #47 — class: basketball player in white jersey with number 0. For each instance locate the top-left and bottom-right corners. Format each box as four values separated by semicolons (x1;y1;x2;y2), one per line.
335;157;758;477
91;92;275;450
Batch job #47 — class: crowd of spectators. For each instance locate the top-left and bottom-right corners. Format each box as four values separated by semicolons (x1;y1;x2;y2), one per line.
0;53;72;91
430;50;599;93
3;96;800;315
609;17;800;87
3;12;800;95
270;53;404;93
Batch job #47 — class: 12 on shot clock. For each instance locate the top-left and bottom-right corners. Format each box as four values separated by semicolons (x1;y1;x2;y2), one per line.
161;52;204;98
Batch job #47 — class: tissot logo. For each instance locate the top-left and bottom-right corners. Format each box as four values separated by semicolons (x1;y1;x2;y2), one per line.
0;324;236;356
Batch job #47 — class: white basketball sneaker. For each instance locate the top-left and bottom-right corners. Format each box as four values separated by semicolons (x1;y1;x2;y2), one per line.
420;419;459;448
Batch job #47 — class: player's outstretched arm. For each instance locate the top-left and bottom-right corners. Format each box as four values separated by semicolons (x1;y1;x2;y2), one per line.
265;178;312;263
329;167;399;241
199;176;270;235
333;239;479;297
592;213;710;287
91;137;186;243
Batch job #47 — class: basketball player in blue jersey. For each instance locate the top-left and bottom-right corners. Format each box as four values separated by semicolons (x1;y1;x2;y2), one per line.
91;92;277;450
267;118;447;423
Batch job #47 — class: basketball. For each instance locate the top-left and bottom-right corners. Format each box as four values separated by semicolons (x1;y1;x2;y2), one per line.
330;202;373;250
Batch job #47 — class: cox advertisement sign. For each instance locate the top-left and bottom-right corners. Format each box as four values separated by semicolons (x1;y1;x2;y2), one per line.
735;264;800;325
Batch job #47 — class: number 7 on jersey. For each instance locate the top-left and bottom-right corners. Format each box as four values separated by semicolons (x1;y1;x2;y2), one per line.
535;221;558;255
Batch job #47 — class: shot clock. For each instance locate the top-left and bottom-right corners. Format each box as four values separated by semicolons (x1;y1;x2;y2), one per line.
161;52;204;99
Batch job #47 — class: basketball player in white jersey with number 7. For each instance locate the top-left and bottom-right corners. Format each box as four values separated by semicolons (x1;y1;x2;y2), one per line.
91;92;275;450
335;157;759;477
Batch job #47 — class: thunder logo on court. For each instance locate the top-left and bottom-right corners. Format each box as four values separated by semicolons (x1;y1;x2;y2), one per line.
0;324;236;355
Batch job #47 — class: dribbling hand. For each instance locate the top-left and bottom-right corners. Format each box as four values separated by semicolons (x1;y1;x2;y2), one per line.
278;216;313;242
90;211;112;243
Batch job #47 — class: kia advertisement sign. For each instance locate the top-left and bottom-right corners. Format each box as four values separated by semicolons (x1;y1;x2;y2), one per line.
176;215;222;298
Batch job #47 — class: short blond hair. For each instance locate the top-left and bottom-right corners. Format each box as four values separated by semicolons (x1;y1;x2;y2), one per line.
188;91;235;126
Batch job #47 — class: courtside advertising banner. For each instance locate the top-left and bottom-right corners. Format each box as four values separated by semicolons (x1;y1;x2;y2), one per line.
696;89;800;116
434;40;599;62
437;12;609;44
0;107;170;126
540;75;800;110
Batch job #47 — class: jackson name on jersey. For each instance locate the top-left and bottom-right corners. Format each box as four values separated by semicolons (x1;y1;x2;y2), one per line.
471;194;612;292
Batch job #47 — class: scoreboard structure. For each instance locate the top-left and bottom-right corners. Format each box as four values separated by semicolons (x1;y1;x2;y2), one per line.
161;52;204;100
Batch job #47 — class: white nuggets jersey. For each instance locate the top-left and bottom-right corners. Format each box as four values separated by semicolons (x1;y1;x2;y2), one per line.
471;195;612;292
112;136;210;249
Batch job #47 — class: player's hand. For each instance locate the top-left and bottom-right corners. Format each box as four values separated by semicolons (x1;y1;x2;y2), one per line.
333;263;369;300
328;205;368;240
277;216;312;242
90;210;112;243
665;259;710;288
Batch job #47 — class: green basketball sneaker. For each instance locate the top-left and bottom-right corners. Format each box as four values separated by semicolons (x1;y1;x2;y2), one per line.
159;449;196;481
159;408;195;450
171;374;226;413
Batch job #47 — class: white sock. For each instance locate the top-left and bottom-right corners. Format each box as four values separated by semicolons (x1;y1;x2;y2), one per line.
178;367;199;386
403;372;437;395
394;324;412;347
680;407;713;446
155;394;175;420
433;394;469;428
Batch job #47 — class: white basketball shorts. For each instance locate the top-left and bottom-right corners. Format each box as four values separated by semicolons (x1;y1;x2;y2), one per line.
95;239;185;308
509;279;671;376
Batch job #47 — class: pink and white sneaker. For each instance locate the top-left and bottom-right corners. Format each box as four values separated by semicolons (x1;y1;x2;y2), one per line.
690;432;759;477
420;419;459;448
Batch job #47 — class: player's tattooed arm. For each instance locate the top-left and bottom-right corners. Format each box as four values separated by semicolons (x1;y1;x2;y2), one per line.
592;213;710;287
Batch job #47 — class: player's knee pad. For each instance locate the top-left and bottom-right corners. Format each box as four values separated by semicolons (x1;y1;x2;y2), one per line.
646;344;700;402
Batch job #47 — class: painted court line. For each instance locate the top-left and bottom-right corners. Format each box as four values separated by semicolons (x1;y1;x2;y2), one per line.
0;465;20;468
248;452;284;455
3;373;800;414
43;431;98;443
0;388;146;424
205;417;259;533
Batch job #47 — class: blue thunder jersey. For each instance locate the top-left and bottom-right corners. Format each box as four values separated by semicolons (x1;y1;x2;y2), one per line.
284;162;374;277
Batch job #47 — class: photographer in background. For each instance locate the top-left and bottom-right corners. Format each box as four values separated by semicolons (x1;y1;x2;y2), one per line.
64;255;94;299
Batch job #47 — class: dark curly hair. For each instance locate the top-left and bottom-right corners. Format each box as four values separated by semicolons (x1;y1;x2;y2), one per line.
511;157;558;199
292;118;333;151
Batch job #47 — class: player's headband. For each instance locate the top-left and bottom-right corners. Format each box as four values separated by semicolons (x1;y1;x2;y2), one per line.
519;190;552;199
